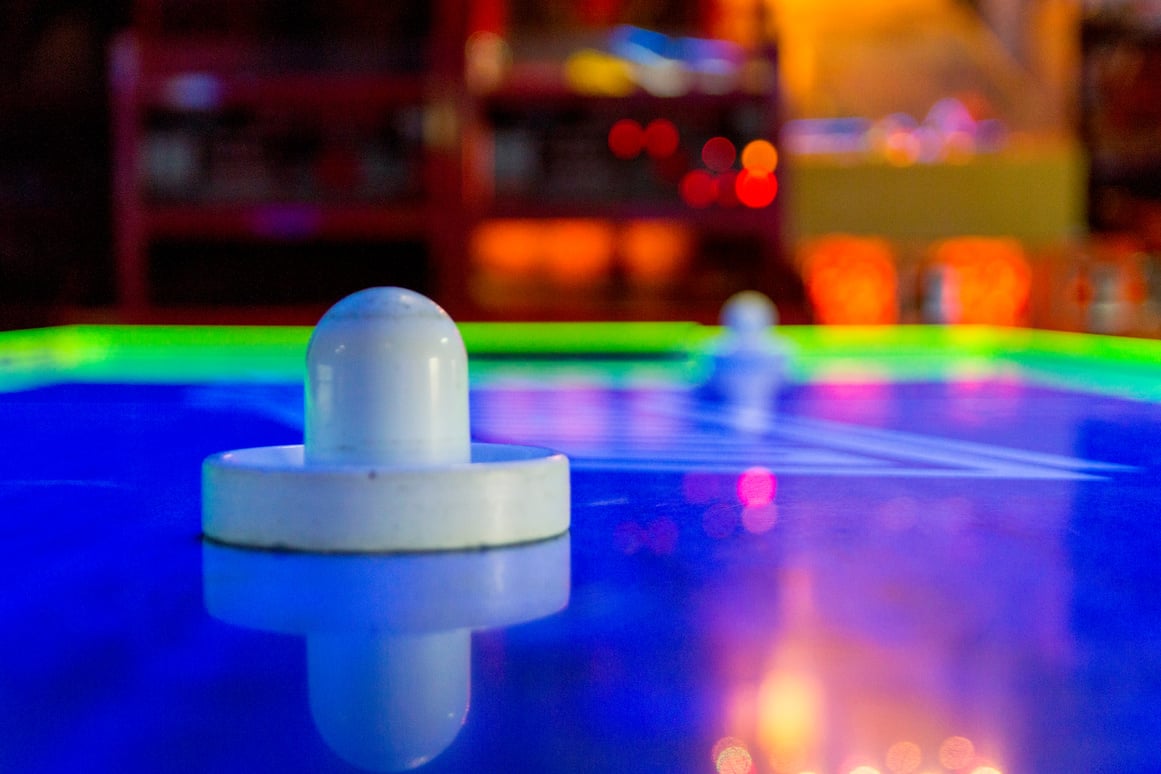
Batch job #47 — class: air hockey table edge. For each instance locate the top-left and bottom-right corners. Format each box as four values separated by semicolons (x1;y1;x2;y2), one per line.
1;322;1160;401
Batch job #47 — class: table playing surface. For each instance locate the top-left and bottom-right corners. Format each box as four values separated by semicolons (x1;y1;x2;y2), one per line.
3;322;1161;773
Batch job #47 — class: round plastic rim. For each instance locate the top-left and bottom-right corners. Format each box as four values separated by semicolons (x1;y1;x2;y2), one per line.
202;442;570;552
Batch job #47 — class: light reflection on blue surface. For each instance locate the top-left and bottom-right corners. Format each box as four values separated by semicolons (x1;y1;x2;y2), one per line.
203;535;570;771
0;378;1159;771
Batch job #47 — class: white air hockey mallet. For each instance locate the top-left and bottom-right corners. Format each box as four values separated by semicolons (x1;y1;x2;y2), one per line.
202;287;570;552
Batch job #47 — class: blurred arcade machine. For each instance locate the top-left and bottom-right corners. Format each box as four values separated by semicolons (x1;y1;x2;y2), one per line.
773;0;1092;329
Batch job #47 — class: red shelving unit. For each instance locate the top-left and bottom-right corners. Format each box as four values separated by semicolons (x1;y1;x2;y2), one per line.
109;0;468;318
109;0;790;321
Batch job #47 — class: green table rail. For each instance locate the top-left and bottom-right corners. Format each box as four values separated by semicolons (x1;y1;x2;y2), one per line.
1;323;1160;401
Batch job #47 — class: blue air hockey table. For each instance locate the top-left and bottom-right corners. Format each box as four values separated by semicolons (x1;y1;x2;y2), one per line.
2;320;1161;774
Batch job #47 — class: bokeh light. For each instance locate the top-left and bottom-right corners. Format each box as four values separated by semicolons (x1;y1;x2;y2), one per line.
969;767;1002;774
713;737;755;774
756;670;823;766
717;171;740;207
735;169;778;208
464;31;511;93
885;741;922;774
608;119;645;160
680;170;718;208
620;220;691;285
930;238;1031;325
938;737;975;770
849;767;882;774
741;139;779;173
702;136;737;171
741;504;778;534
542;219;616;286
644;119;680;159
737;467;776;507
471;219;540;276
884;129;921;166
803;236;898;324
564;49;635;96
646;516;679;555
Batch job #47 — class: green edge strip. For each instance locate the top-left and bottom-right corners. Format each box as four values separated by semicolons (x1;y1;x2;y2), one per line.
2;323;1161;401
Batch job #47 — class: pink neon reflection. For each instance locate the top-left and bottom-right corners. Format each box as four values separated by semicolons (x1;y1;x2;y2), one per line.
737;467;777;507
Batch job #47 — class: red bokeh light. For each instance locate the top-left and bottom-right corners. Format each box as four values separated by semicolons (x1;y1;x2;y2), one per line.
717;171;739;207
680;170;718;208
644;118;680;158
702;136;737;171
608;118;644;159
735;169;778;208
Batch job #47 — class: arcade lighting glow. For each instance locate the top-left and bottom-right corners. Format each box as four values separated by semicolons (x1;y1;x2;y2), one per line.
803;236;899;324
735;169;778;208
6;324;1161;403
607;116;778;210
930;237;1031;326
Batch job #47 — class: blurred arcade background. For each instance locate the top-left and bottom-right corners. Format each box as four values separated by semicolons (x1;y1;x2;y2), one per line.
1;0;1159;332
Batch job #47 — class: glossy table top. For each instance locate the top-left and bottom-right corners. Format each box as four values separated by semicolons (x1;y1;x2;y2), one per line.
2;323;1160;773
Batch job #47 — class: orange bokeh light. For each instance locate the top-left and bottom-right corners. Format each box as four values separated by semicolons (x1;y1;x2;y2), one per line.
741;139;779;173
803;236;898;324
542;219;616;285
937;736;975;770
620;220;691;284
712;737;755;774
471;218;616;286
756;669;823;767
885;741;923;774
931;238;1031;325
471;219;541;276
